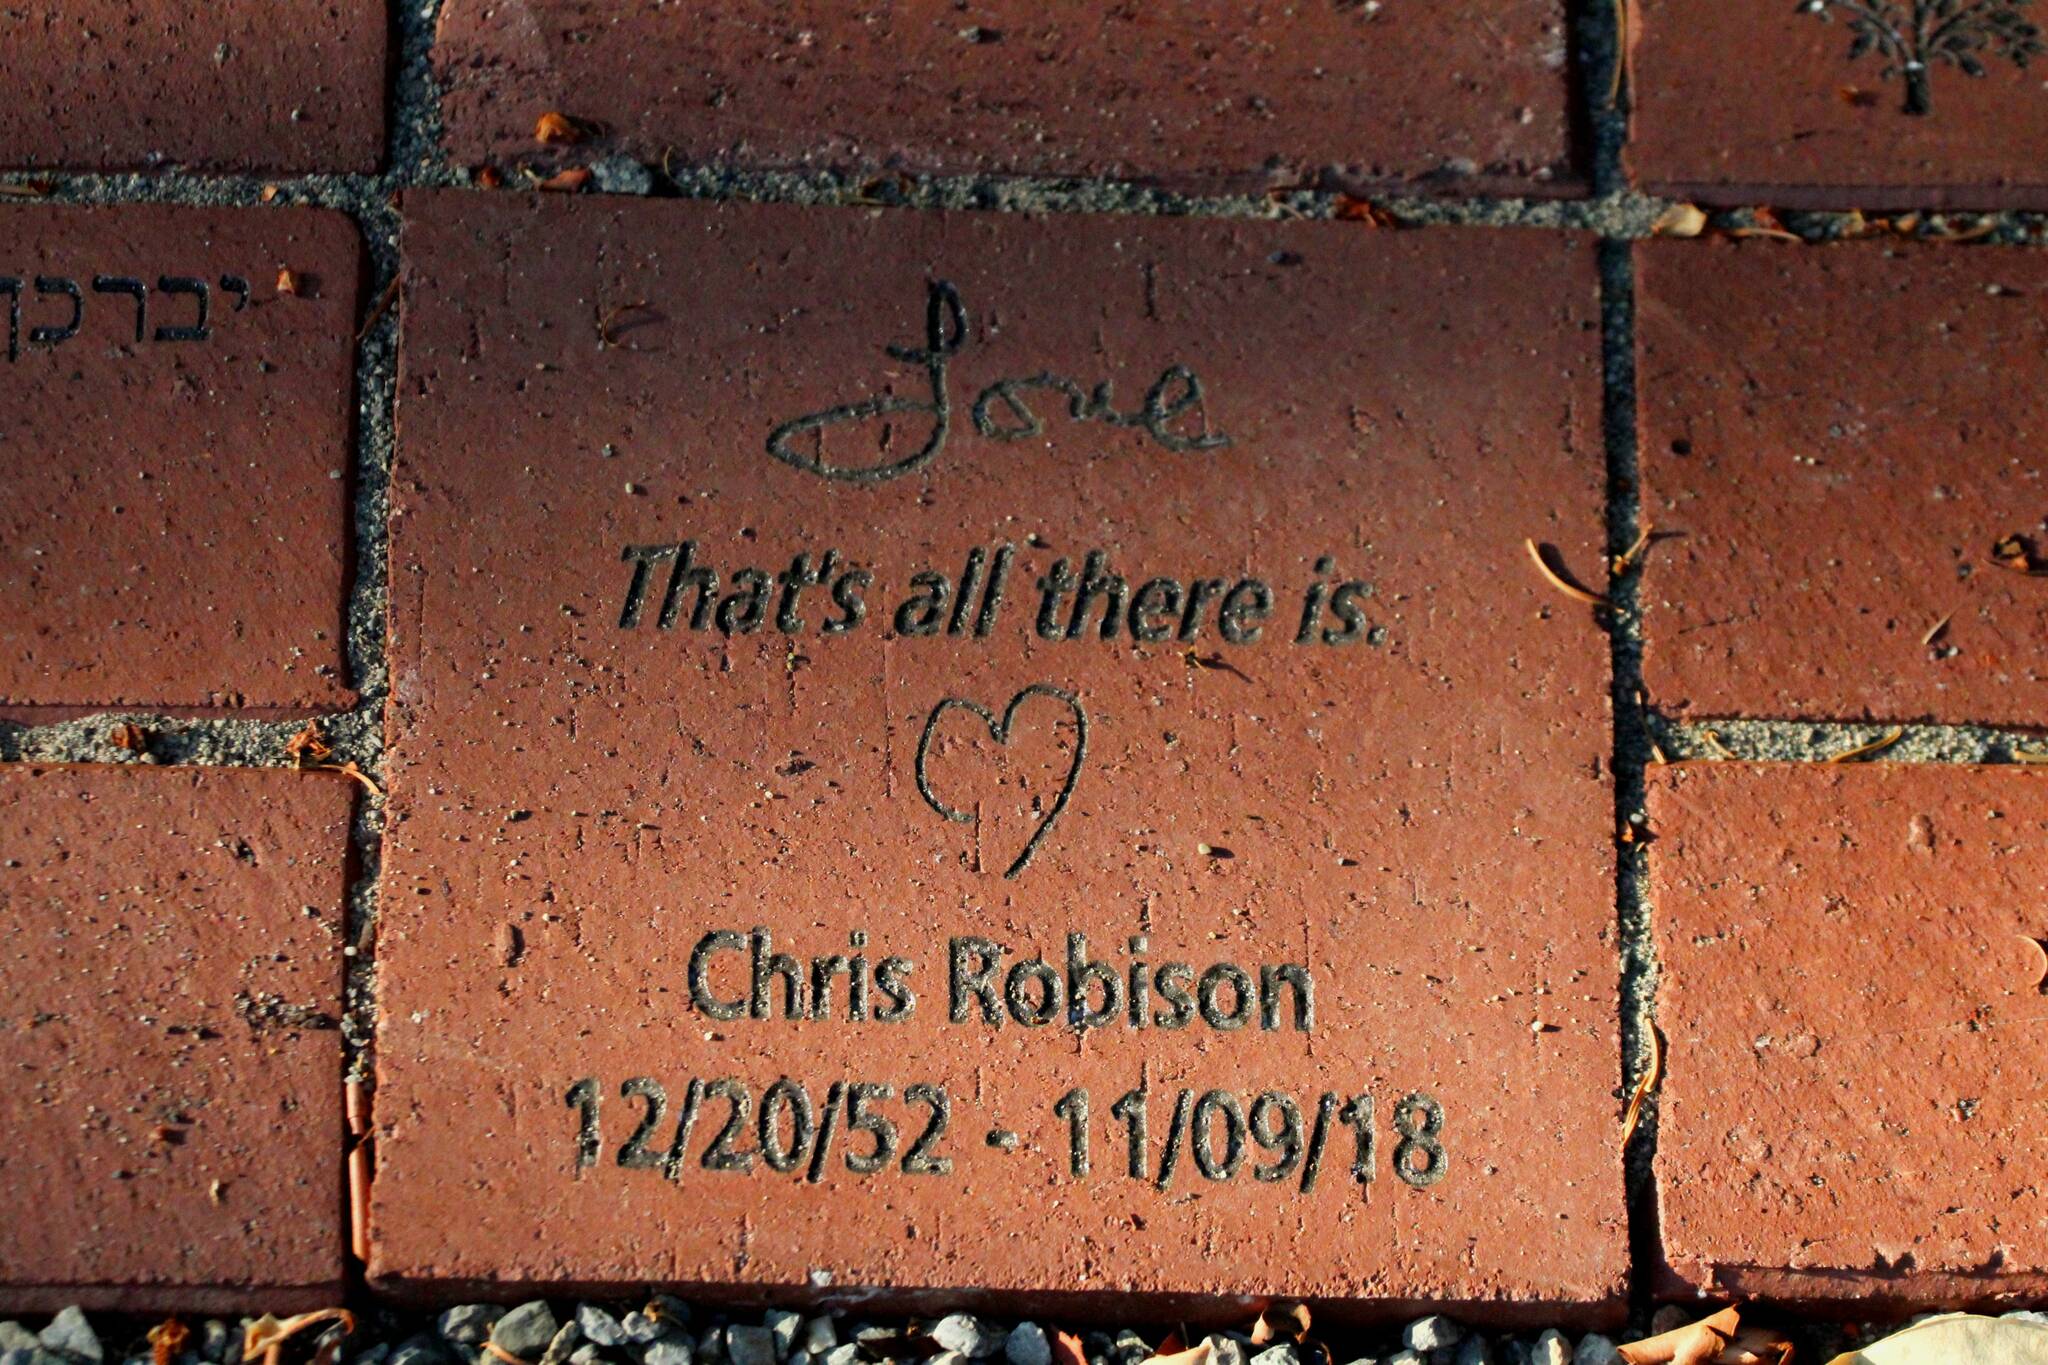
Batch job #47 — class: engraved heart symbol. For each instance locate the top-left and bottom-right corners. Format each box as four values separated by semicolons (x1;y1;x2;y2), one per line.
915;683;1088;879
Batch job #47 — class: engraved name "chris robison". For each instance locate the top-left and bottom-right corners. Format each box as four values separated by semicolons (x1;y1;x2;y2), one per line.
687;927;1314;1034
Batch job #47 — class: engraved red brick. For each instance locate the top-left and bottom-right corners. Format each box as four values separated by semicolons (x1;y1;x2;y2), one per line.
1636;239;2048;725
0;764;353;1312
1629;0;2048;209
0;207;362;720
1648;763;2048;1309
433;1;1579;197
0;1;386;174
374;195;1621;1318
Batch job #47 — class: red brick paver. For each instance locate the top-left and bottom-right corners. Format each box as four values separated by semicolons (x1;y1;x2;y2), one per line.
1648;763;2048;1309
1629;0;2048;209
0;207;362;720
433;1;1580;198
373;194;1622;1318
1636;239;2048;725
0;765;353;1312
0;1;387;174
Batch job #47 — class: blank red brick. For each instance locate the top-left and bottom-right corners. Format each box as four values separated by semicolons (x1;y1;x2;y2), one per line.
1649;763;2048;1309
1636;239;2048;725
1629;0;2048;209
0;764;353;1312
373;194;1621;1319
433;1;1579;197
0;207;362;721
0;1;386;174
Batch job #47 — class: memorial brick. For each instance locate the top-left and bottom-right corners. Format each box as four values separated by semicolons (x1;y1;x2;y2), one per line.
1629;0;2048;209
0;764;353;1311
1636;238;2048;725
433;0;1580;198
372;196;1624;1317
0;206;361;720
0;0;387;173
1649;763;2048;1308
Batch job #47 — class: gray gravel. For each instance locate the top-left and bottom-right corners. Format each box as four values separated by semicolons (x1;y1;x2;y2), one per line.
1570;1337;1620;1365
1002;1325;1049;1365
38;1310;99;1365
724;1326;777;1365
577;1310;628;1350
493;1303;561;1360
438;1307;503;1347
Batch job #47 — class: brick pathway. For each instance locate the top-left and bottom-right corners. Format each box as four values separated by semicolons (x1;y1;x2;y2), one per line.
2;0;2045;1327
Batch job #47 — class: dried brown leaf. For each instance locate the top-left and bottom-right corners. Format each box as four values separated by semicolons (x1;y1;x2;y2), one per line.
284;721;333;765
1250;1304;1310;1347
110;722;149;752
149;1321;191;1365
1332;194;1397;227
538;167;593;193
1652;203;1708;238
534;111;583;145
1828;1313;2048;1364
1618;1305;1740;1365
276;268;302;296
1051;1332;1088;1365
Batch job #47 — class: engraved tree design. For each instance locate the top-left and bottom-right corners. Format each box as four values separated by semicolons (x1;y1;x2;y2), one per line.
1800;0;2044;114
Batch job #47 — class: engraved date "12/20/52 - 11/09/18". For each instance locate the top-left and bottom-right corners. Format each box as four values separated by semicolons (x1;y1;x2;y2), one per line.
564;1076;1448;1194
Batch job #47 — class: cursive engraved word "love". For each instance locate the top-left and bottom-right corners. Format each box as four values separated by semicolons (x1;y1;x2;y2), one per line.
766;280;1231;484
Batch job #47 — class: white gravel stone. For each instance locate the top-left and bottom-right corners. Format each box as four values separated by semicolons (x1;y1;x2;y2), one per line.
39;1310;100;1365
438;1310;502;1348
931;1317;1003;1361
1454;1340;1492;1365
1529;1331;1570;1365
645;1342;694;1365
1403;1319;1461;1354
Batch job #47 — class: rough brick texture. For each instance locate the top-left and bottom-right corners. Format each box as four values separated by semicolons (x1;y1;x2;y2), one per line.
0;206;362;721
371;194;1622;1319
0;1;388;174
0;765;353;1312
1637;239;2048;726
1630;0;2048;209
1649;763;2048;1309
434;0;1579;196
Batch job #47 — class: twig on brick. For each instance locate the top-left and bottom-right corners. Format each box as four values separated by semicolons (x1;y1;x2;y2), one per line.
318;761;382;797
356;274;401;342
2011;746;2048;763
348;1141;372;1263
1921;610;1954;647
1827;726;1905;763
599;299;650;348
1611;521;1656;574
1990;533;2048;576
1524;538;1613;608
1621;1024;1661;1145
243;1310;354;1365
